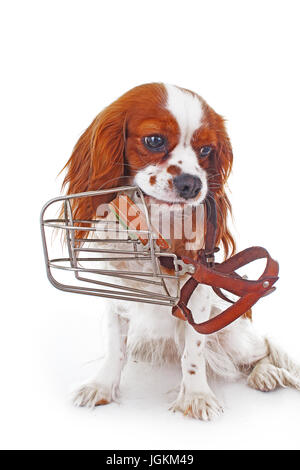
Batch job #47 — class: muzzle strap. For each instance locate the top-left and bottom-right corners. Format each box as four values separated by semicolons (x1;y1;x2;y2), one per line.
172;194;279;334
172;247;279;334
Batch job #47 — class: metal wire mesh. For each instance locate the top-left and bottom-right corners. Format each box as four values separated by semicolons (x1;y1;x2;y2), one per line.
40;186;193;307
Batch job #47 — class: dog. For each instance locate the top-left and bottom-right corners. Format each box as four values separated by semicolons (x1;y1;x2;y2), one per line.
61;83;300;420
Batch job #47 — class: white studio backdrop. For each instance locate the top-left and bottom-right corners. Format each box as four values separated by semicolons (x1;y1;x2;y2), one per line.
0;0;300;450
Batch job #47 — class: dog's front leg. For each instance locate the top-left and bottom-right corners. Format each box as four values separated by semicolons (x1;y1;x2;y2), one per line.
171;285;223;420
73;305;128;408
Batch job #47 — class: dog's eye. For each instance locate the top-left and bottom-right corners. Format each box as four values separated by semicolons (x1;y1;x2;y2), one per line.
199;146;212;157
144;135;165;151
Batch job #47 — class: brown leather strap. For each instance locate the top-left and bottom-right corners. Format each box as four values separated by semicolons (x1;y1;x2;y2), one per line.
203;195;218;266
171;195;279;334
174;289;269;335
157;193;279;334
172;246;279;334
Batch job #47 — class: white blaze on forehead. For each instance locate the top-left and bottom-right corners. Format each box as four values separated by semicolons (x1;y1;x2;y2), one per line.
164;84;203;145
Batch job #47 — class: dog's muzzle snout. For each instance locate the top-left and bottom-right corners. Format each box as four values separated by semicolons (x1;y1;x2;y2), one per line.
173;173;202;199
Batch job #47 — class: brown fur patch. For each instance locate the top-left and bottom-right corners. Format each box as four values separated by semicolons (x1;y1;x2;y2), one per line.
150;175;156;185
95;399;109;406
167;165;181;176
168;178;173;189
243;309;252;321
188;370;196;375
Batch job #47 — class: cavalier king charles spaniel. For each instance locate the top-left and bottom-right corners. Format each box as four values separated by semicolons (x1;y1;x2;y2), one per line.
61;83;300;420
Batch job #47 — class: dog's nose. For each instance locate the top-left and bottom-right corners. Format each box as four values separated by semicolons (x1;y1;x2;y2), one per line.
173;173;202;199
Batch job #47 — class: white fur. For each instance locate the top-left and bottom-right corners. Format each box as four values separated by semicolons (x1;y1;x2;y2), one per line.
165;83;204;146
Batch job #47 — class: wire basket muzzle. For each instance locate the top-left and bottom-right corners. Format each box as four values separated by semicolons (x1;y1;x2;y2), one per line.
40;186;192;306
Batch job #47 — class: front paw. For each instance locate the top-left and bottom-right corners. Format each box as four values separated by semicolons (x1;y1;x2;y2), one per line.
170;390;223;421
72;382;119;408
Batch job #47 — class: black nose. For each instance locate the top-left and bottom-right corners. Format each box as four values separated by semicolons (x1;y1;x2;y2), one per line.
173;173;202;199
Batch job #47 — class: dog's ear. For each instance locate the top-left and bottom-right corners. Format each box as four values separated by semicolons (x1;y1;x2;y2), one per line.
61;102;127;225
210;116;235;258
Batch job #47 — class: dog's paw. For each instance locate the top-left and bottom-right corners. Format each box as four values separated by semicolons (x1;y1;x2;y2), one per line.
247;363;300;392
72;382;119;408
170;391;223;421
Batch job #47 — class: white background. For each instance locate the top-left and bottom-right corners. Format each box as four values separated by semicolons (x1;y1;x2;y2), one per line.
1;0;300;450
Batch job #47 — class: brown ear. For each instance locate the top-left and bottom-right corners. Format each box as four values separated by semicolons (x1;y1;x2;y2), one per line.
209;116;235;258
61;102;127;226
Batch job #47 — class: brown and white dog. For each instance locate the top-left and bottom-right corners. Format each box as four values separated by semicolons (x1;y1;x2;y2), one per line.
61;83;300;420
